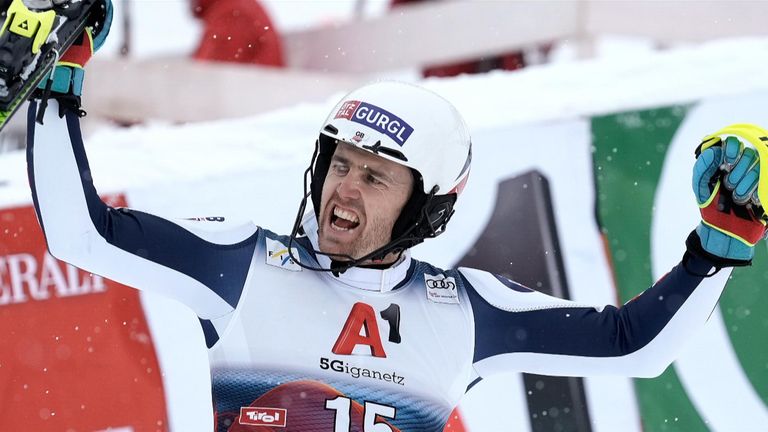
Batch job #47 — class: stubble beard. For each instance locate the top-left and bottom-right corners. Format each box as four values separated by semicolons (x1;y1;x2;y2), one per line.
318;213;393;262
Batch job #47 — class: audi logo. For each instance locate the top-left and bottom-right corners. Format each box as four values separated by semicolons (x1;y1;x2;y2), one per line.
426;279;456;290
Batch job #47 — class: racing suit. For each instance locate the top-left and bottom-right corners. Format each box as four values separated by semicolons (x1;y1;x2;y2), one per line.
26;101;730;431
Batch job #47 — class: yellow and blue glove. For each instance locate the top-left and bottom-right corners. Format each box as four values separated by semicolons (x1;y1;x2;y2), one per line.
691;124;768;267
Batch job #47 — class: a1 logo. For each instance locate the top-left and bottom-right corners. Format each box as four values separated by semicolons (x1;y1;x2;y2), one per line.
332;303;401;357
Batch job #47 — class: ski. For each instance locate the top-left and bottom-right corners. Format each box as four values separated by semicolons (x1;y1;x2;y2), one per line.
0;0;98;133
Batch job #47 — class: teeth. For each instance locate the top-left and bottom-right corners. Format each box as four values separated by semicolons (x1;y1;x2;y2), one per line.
333;206;359;223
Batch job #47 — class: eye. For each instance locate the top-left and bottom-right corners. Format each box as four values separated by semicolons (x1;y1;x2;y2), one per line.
367;174;384;186
331;162;349;176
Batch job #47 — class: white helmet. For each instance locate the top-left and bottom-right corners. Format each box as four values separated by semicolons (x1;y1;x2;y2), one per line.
320;81;472;196
293;81;472;268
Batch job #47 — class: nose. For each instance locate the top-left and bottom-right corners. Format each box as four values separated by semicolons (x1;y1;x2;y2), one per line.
336;174;362;200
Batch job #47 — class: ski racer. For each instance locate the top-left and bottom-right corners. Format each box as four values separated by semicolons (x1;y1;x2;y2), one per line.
20;0;768;430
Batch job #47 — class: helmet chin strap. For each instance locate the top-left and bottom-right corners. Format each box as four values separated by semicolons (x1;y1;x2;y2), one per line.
287;178;444;274
287;188;440;275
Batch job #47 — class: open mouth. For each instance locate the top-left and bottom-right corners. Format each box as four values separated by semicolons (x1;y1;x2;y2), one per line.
330;205;360;231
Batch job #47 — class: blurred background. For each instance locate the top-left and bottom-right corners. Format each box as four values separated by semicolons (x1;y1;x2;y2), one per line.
2;0;768;431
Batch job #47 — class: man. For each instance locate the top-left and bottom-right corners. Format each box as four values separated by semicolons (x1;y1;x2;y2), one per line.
23;1;768;431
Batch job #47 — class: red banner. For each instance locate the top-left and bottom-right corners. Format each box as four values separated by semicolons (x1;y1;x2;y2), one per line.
0;197;168;431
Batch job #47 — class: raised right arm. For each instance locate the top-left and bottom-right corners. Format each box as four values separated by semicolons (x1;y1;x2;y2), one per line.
26;100;259;321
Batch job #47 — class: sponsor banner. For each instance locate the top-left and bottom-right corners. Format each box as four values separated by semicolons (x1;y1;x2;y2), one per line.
593;100;768;430
656;98;768;430
592;106;705;431
0;197;168;431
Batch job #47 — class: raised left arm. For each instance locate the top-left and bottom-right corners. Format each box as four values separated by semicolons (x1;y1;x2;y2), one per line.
461;247;727;379
463;124;768;379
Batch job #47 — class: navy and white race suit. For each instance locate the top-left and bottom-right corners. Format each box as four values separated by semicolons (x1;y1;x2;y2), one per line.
26;102;730;432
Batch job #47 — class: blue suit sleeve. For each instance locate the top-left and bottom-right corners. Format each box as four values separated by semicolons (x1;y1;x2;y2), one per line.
26;100;258;321
461;253;727;378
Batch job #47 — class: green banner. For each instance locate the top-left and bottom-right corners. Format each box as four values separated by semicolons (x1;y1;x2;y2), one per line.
593;105;768;431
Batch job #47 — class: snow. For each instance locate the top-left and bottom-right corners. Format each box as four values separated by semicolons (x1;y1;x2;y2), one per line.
4;36;768;209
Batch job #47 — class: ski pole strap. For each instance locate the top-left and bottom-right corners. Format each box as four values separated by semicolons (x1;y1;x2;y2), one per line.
35;76;54;125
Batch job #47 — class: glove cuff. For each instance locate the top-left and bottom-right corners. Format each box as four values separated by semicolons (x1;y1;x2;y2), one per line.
36;65;85;96
685;229;751;275
696;223;754;261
